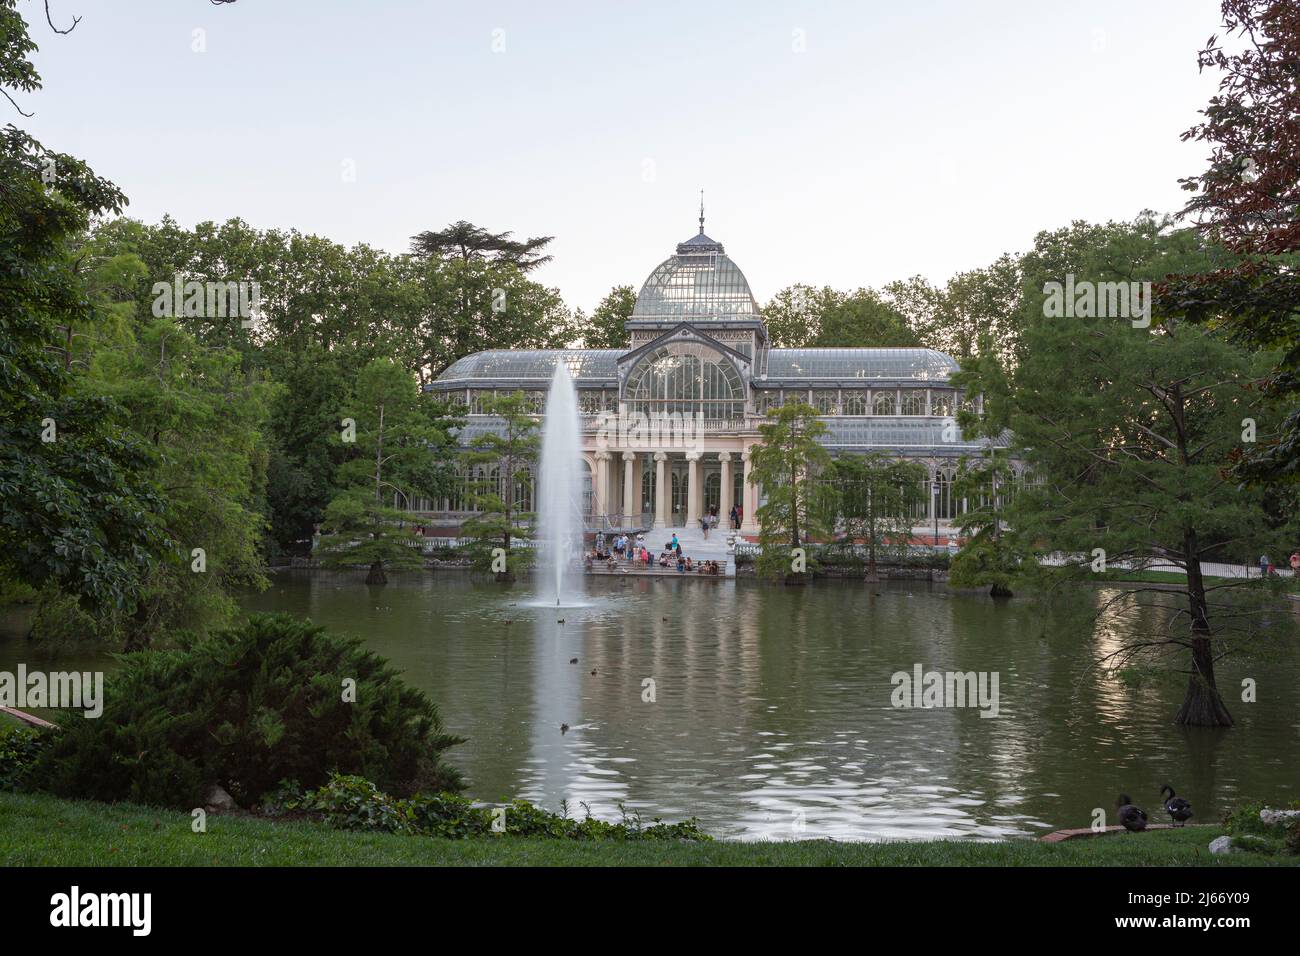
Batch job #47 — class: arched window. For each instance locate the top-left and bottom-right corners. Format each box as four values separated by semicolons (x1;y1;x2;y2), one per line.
902;390;927;416
933;468;956;521
812;390;838;415
873;392;895;415
842;390;868;415
624;343;745;420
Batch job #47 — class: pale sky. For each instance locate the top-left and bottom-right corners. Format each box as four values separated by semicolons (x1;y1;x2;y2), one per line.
20;0;1223;312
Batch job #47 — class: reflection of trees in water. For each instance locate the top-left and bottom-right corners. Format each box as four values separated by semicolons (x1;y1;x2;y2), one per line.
254;573;1299;837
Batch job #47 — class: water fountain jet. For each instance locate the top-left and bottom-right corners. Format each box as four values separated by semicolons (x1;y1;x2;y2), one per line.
536;361;585;607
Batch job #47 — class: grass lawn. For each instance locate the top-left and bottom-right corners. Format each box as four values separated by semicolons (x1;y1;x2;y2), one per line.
1;792;1295;866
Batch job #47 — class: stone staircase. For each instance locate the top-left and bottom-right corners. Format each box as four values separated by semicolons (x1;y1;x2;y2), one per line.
647;523;736;577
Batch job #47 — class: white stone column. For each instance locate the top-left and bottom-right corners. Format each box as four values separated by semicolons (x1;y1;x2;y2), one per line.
631;455;644;523
740;448;758;533
593;452;609;518
622;452;635;524
685;451;701;526
653;452;668;529
718;452;732;525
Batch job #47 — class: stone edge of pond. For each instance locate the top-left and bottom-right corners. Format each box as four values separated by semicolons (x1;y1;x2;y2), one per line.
1039;823;1213;842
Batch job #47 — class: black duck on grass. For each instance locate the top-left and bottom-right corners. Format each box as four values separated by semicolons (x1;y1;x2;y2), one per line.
1116;793;1148;832
1160;784;1193;826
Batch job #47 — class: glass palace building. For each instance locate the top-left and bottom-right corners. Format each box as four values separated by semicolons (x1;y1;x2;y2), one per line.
425;223;1012;536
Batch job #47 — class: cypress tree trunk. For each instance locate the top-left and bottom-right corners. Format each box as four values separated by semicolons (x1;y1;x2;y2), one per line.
365;560;387;586
864;517;879;583
1174;533;1232;726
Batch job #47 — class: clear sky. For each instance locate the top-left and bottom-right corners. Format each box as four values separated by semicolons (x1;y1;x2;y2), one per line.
20;0;1223;311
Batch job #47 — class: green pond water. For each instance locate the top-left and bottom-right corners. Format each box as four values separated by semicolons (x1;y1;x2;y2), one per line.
3;570;1298;840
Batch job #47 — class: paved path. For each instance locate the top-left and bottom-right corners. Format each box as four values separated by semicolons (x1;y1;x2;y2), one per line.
1041;553;1296;580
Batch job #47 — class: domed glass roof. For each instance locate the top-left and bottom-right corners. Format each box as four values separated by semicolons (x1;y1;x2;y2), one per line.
631;230;760;321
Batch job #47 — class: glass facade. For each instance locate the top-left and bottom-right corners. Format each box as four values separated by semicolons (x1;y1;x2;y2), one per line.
624;343;746;420
766;348;957;381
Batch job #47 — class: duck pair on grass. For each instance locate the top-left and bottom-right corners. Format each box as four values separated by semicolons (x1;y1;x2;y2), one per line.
1116;785;1193;832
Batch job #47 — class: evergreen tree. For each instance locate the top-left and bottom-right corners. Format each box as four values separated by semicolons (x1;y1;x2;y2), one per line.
319;360;460;585
749;401;833;582
826;453;926;581
459;392;540;580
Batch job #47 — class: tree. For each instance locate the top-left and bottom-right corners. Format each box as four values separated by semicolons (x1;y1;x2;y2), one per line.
947;451;1023;598
410;220;554;272
319;359;460;585
816;289;922;348
459;392;540;581
1166;0;1300;483
0;4;167;617
882;257;1023;362
763;285;921;348
748;401;833;582
410;255;576;381
1178;1;1300;257
581;284;635;349
35;614;464;808
88;316;275;645
962;216;1296;725
826;453;926;581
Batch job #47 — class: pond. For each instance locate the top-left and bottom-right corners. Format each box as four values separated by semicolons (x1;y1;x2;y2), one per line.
4;571;1298;840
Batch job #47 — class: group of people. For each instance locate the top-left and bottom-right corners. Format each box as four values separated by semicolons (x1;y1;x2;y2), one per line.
690;505;745;541
587;531;722;575
728;505;742;530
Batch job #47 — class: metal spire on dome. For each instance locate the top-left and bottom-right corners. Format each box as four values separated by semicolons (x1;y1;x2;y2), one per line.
698;189;705;234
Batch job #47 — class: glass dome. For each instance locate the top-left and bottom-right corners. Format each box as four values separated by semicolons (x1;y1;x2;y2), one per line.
631;231;760;321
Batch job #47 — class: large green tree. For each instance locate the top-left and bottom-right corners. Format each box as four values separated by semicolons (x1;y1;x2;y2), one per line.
0;3;167;616
764;285;921;348
947;451;1023;598
319;359;460;585
410;220;554;271
89;316;275;645
749;401;833;582
825;453;926;581
1166;0;1300;483
962;216;1295;725
459;391;540;580
580;284;635;349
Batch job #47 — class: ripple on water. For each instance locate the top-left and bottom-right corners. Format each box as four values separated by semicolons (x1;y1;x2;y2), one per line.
101;571;1292;840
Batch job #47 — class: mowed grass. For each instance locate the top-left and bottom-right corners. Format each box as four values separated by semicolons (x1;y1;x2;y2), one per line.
1;792;1295;866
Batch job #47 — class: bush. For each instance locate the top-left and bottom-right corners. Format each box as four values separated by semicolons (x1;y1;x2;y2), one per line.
32;613;464;808
1222;802;1300;856
28;584;112;645
273;773;711;842
0;726;47;791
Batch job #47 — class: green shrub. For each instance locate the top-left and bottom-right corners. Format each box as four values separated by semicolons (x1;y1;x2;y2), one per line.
0;726;47;791
1222;802;1300;856
28;584;113;645
276;773;711;842
0;575;37;605
32;613;464;808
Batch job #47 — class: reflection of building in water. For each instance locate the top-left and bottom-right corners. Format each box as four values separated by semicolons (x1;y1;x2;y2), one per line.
422;214;1019;537
521;581;765;820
